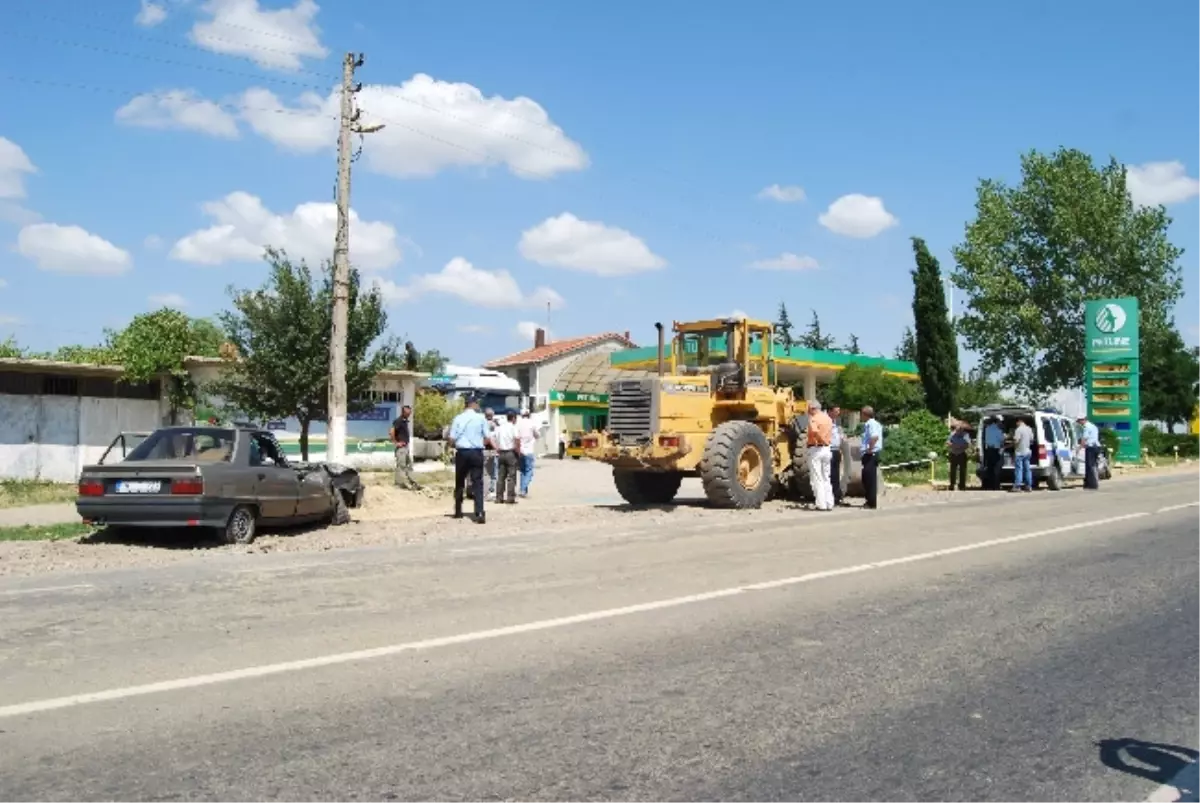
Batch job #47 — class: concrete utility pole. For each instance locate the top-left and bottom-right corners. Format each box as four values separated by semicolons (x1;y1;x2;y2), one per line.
328;52;383;463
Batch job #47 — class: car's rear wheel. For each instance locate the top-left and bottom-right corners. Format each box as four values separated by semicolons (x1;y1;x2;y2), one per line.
223;505;257;545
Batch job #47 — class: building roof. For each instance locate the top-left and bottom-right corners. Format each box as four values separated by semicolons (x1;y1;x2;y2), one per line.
181;355;428;381
552;350;652;397
0;356;125;378
484;333;636;369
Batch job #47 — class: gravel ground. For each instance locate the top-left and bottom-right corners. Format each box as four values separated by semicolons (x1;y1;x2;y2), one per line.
0;460;1192;580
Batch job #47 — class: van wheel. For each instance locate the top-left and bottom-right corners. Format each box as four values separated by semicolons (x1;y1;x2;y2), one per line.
223;505;257;545
1046;464;1063;491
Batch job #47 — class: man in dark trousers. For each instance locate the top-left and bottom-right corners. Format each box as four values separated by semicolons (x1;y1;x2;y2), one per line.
449;398;489;523
1078;414;1101;490
982;416;1004;490
859;405;883;509
389;404;420;490
829;405;846;506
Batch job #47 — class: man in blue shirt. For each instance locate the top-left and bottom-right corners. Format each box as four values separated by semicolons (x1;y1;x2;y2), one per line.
829;405;846;506
982;416;1005;490
859;406;883;509
946;420;972;491
449;398;490;522
1077;414;1101;490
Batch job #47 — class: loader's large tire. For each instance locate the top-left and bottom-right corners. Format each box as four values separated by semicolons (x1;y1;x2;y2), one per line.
700;421;773;509
613;469;683;506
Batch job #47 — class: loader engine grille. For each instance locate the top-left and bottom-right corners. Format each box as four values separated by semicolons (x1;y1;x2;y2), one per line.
608;380;654;444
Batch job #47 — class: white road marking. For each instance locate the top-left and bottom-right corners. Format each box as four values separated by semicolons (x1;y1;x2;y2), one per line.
1157;502;1199;514
0;583;94;597
0;511;1150;719
1146;759;1198;802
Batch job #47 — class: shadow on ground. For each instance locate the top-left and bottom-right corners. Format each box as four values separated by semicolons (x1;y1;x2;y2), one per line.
77;520;338;550
1098;738;1198;800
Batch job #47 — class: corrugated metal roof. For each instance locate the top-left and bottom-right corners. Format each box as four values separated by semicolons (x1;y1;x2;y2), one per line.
552;350;652;396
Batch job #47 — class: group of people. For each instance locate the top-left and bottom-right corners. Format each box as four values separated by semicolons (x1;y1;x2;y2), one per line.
802;402;884;511
946;413;1102;492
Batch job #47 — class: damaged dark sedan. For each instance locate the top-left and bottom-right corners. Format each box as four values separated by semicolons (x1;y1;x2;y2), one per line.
76;425;364;545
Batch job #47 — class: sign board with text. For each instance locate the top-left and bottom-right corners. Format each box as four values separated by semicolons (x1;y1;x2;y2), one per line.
1084;297;1141;462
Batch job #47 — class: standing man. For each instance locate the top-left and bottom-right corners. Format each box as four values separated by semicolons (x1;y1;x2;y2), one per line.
516;409;540;497
1011;417;1034;493
946;419;971;491
492;411;521;504
860;406;883;509
449;399;488;523
482;407;498;500
1078;413;1101;490
828;405;846;507
983;416;1005;490
389;404;420;490
806;400;834;511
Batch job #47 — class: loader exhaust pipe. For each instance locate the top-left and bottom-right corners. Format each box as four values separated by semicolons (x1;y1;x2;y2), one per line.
655;322;665;376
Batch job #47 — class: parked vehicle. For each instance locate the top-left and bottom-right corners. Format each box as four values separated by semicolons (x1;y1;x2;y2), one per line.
76;425;363;545
967;405;1109;489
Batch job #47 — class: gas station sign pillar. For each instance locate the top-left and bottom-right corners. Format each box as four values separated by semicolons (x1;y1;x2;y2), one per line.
1084;297;1141;462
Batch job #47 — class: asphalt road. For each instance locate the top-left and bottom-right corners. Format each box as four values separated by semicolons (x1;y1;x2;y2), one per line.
1;473;1196;801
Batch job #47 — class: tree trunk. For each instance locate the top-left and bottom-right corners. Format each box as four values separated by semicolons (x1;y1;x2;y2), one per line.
299;418;310;462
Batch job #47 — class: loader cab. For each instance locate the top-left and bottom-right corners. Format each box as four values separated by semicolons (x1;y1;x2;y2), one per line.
671;318;776;394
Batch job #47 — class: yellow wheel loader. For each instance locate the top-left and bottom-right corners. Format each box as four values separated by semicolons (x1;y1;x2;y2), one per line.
581;317;805;509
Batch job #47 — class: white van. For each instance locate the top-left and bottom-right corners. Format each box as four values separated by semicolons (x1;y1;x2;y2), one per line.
969;405;1110;490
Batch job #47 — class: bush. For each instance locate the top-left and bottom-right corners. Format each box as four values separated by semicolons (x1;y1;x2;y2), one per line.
1140;425;1199;458
897;410;947;455
413;391;463;439
1099;427;1120;456
881;426;931;467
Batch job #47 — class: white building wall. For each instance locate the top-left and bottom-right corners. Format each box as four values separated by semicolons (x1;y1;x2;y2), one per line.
0;394;165;482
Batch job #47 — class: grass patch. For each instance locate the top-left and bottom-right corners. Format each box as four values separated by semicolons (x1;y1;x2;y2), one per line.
0;522;92;542
0;480;78;509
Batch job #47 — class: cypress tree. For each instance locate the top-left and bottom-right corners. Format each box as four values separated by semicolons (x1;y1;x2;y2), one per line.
910;237;960;417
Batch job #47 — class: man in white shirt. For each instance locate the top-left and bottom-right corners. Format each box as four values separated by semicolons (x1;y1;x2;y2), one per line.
515;410;540;497
490;411;522;503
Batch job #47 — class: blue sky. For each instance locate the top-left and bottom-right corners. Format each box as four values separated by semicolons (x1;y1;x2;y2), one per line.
0;0;1197;367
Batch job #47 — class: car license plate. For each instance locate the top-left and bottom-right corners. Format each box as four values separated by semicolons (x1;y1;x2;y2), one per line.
115;480;162;494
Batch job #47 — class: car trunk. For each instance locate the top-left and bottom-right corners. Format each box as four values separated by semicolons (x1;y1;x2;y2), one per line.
79;460;204;497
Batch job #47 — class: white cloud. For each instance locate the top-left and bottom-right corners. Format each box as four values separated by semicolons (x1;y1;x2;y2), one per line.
116;90;240;139
0;202;40;226
818;194;898;239
458;323;491;334
135;0;167;27
149;293;187;308
0;137;37;200
190;0;327;72
747;252;819;271
238;73;588;179
376;257;564;310
17;223;132;275
515;321;552;341
757;184;806;203
1126;161;1200;208
518;213;665;276
170;191;401;270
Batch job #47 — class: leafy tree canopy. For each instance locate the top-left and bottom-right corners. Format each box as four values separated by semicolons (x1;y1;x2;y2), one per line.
773;303;795;350
105;309;226;414
910;237;960;417
952;147;1185;396
1140;324;1199;427
798;309;836;351
823;363;924;424
894;327;918;362
210;247;398;460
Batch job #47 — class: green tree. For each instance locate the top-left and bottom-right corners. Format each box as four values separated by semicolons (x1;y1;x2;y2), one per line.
1141;324;1199;428
210;248;398;460
843;333;862;354
416;349;449;374
951;147;1185;396
107;309;226;419
894;327;917;362
824;363;924;424
49;344;118;364
773;302;795;350
0;337;22;359
955;367;1012;413
909;237;960;417
412;390;463;439
798;309;835;350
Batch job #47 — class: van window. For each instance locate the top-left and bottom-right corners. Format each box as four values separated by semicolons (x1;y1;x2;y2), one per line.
1048;418;1066;444
1041;418;1055;446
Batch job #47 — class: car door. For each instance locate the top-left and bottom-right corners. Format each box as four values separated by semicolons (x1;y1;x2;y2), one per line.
1066;420;1086;477
248;432;299;521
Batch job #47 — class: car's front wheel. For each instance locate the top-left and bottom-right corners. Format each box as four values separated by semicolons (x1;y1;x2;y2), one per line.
223;505;258;545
